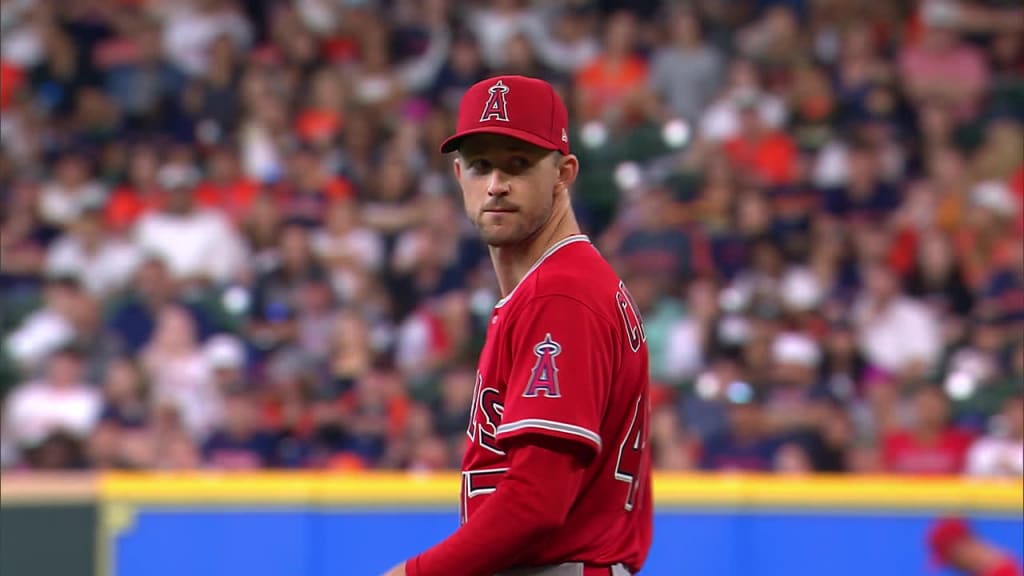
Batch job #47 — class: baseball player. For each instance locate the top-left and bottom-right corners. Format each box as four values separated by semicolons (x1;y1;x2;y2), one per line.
383;75;653;576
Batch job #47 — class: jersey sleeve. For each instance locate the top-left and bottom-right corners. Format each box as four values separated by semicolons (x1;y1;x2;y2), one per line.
495;295;612;458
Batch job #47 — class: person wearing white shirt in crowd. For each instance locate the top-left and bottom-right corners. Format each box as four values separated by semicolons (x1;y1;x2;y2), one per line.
854;262;942;378
133;164;249;286
699;59;787;143
312;198;384;304
45;206;141;297
140;305;224;441
2;345;101;455
153;0;252;78
4;277;82;371
36;152;108;229
526;4;600;75
967;396;1024;477
464;0;542;69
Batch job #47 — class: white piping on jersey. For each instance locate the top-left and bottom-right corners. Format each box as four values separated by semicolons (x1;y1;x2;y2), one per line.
495;418;602;451
494;234;591;309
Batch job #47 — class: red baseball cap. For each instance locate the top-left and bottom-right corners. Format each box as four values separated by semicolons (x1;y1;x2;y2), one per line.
440;75;570;155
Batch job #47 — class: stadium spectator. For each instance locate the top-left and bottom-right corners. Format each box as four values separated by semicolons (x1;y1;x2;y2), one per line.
647;5;724;125
45;204;142;297
37;151;107;229
140;304;224;440
700;58;788;143
650;403;698;470
133;164;249;285
699;381;780;472
202;384;275;469
97;357;149;430
882;384;974;475
574;10;648;126
465;0;540;70
854;262;943;381
899;3;990;121
966;395;1024;477
3;345;101;455
4;277;80;371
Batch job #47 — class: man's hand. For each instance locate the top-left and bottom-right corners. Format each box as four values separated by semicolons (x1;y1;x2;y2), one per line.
382;562;407;576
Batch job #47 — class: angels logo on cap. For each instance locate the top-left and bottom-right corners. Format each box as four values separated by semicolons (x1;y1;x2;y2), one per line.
440;75;571;156
480;80;511;122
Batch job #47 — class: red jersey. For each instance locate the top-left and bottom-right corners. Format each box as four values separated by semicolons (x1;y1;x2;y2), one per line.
462;234;653;573
881;428;974;475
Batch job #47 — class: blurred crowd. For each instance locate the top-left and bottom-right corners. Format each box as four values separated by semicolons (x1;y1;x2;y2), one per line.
1;0;1022;477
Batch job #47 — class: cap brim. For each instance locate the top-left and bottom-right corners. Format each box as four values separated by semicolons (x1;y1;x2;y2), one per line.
439;126;560;154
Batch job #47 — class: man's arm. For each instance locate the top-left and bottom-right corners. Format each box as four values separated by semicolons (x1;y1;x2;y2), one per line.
399;436;590;576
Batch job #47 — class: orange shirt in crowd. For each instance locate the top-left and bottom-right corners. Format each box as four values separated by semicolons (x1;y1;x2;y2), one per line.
574;56;648;122
723;132;798;186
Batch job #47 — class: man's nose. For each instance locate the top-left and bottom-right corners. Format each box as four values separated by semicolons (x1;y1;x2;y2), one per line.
487;170;510;196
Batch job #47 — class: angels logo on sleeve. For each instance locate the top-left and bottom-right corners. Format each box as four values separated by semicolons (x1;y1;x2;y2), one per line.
480;80;511;122
523;334;562;398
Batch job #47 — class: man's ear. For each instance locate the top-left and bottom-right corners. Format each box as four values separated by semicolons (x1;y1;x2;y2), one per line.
556;154;579;194
453;156;462;180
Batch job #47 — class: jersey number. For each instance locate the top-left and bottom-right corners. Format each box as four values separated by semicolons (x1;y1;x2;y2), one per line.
614;393;648;512
461;467;507;524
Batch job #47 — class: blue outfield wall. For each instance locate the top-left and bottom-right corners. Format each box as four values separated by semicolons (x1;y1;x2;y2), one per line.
110;508;1023;576
99;474;1024;576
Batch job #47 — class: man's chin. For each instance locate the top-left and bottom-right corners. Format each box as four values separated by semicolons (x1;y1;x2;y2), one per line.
479;227;527;247
480;233;522;247
476;214;548;248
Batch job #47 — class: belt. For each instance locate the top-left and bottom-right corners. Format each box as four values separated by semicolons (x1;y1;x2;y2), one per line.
497;563;632;576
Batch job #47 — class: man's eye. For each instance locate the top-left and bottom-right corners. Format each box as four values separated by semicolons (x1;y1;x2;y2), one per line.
469;160;491;173
507;156;529;173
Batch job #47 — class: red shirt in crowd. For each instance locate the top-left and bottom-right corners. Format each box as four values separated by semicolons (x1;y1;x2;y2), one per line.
104;186;163;232
0;60;24;110
193;178;261;223
881;428;974;474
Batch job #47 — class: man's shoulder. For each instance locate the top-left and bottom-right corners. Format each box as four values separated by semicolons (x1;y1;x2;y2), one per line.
527;241;620;306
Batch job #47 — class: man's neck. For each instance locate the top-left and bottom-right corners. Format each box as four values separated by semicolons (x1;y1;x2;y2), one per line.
489;207;581;299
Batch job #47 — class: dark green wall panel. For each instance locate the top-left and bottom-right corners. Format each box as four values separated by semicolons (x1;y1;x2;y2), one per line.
0;504;96;576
